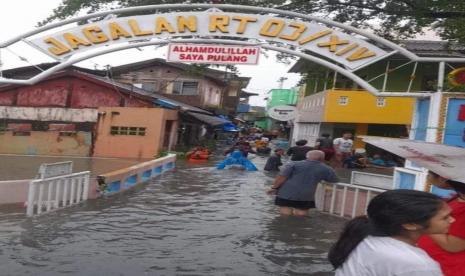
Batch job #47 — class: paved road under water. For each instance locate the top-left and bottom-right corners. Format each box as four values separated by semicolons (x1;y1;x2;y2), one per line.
0;153;345;276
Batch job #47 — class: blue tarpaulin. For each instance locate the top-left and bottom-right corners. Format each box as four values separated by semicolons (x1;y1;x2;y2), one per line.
217;115;240;132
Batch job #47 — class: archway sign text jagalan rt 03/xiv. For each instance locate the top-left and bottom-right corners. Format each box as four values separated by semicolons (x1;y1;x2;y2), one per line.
2;4;465;97
30;12;387;70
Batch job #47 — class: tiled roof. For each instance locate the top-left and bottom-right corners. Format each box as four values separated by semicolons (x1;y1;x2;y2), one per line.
109;58;250;84
83;72;211;115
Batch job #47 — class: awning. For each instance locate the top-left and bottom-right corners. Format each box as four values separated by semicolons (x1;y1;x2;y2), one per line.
216;115;240;132
186;112;226;126
361;136;465;183
222;124;240;132
155;99;178;109
240;89;260;97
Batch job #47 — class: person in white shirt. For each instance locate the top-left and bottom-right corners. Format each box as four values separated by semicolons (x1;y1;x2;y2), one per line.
333;132;354;167
328;189;454;276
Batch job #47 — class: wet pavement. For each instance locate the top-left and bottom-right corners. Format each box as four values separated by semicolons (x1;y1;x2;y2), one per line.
0;152;345;276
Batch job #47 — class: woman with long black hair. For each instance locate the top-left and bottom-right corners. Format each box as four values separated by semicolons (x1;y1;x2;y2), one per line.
328;189;454;276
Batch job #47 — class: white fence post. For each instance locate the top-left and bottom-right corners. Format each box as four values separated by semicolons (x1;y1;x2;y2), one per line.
70;178;76;205
82;175;89;201
62;177;69;207
340;186;348;217
26;182;36;216
54;179;61;208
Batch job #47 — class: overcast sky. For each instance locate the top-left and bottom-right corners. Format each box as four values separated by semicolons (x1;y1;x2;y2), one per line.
0;0;301;106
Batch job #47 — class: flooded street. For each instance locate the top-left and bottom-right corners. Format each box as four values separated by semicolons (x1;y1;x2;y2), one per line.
0;154;149;181
0;154;345;276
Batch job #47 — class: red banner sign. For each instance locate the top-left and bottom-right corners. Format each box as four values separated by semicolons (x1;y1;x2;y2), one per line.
167;44;260;65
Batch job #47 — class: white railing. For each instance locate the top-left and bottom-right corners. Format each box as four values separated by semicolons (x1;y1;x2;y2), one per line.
26;171;90;216
316;182;387;218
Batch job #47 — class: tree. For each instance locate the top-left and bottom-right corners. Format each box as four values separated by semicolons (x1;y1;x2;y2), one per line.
41;0;465;43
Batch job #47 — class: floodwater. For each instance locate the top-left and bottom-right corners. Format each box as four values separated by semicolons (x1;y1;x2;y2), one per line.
0;152;345;276
0;154;148;180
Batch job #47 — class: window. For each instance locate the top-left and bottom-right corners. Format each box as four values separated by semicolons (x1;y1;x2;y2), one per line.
9;123;31;136
142;82;157;92
376;97;386;107
213;91;220;104
49;123;77;136
0;121;6;134
173;81;198;95
110;126;146;136
338;96;349;105
228;88;237;97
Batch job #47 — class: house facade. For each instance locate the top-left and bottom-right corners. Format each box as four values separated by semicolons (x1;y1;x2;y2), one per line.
0;67;178;159
289;40;465;149
110;59;250;115
292;89;414;148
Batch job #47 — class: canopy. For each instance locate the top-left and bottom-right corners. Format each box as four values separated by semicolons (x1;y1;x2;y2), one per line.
361;136;465;183
217;115;240;132
187;112;226;126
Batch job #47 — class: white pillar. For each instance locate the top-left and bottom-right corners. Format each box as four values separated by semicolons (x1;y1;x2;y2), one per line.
425;92;442;142
381;61;390;92
425;62;445;143
437;61;445;93
332;71;338;89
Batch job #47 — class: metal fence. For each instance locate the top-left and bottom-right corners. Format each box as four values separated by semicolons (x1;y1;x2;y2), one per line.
316;182;387;218
26;171;90;216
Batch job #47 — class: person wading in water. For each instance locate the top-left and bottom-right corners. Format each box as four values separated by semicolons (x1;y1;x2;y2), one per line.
267;150;339;216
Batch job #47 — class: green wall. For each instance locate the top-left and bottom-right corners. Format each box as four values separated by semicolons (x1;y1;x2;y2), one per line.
266;88;299;109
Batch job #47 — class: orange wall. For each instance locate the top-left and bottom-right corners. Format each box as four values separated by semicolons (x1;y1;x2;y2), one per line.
93;107;178;159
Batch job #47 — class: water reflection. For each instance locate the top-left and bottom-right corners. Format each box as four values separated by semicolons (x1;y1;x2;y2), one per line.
0;152;344;275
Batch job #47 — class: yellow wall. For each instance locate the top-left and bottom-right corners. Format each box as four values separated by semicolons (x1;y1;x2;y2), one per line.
323;90;415;124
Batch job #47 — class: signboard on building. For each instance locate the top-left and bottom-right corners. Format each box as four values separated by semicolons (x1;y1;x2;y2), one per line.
29;12;388;70
167;44;260;65
268;105;297;121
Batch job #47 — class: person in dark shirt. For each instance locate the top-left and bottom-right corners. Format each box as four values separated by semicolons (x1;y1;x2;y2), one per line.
316;133;334;161
287;140;313;161
264;148;284;171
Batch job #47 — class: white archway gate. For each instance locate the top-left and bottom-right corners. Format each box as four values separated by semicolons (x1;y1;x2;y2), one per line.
1;4;465;97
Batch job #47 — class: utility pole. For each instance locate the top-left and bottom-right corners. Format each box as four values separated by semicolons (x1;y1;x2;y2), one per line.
277;77;288;89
